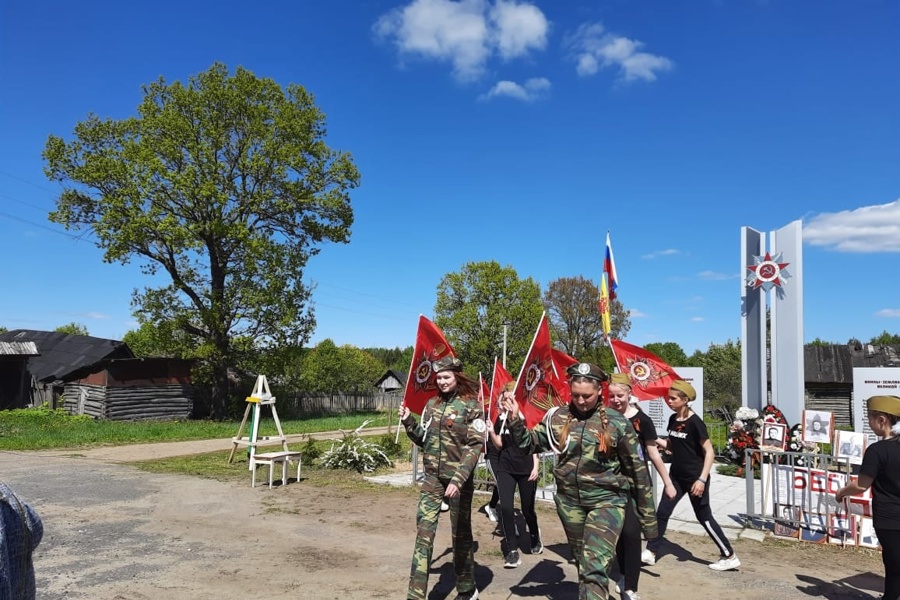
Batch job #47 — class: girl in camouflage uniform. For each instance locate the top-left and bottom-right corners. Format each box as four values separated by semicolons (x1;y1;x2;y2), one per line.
501;362;657;600
399;356;486;600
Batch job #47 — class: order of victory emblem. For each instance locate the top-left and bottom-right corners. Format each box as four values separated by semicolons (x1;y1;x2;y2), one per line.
746;251;791;292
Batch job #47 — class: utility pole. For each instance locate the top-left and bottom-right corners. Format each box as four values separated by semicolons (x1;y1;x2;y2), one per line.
502;324;508;369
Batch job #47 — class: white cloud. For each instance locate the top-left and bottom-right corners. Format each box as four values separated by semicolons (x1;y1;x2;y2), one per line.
697;270;737;281
629;308;648;318
374;0;548;81
876;309;900;317
565;21;673;83
82;312;111;320
489;0;549;59
690;316;705;322
480;77;550;101
642;249;680;259
804;200;900;252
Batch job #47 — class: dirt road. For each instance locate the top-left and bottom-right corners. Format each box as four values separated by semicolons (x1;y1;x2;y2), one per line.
1;442;886;600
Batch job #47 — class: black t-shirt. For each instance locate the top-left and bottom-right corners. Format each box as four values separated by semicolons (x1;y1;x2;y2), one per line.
627;409;658;462
859;437;900;530
489;418;534;475
665;413;708;482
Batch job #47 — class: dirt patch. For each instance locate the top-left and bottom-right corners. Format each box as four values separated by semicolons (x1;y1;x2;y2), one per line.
1;448;885;600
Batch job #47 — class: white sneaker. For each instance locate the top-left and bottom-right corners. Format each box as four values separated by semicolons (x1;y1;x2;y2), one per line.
484;505;498;522
623;591;641;600
440;501;450;512
615;577;624;593
640;549;656;566
708;554;741;571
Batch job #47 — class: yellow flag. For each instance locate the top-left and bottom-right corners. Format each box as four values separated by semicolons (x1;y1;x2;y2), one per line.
599;275;611;335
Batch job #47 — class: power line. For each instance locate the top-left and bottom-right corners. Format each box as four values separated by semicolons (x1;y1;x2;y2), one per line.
0;209;87;241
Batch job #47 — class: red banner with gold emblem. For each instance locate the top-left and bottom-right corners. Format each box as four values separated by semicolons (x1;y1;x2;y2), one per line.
401;315;456;415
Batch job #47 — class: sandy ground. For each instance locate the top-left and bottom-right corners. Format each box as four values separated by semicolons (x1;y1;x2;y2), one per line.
0;440;888;600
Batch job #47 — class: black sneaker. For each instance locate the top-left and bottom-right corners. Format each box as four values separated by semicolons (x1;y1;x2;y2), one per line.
504;550;521;568
530;532;543;554
454;589;479;600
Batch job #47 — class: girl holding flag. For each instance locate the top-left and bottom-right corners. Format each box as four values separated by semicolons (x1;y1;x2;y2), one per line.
500;362;657;600
398;355;485;600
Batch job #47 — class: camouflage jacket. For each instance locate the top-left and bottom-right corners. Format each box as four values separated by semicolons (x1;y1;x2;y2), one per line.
510;404;658;539
402;394;486;491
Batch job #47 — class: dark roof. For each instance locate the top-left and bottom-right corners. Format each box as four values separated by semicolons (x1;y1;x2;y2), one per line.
804;343;900;383
374;369;407;389
0;329;133;382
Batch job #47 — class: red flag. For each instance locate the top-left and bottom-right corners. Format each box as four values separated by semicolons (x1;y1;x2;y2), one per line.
488;358;514;423
401;315;456;415
513;313;567;428
609;339;682;401
550;348;578;403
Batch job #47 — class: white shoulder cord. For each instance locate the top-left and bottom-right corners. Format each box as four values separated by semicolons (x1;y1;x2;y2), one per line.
543;406;571;454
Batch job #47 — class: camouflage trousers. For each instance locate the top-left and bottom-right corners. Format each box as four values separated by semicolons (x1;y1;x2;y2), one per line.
407;476;476;600
555;492;625;600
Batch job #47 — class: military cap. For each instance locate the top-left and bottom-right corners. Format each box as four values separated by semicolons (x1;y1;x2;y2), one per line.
566;362;608;382
670;379;697;401
432;355;463;373
609;373;631;387
868;395;900;417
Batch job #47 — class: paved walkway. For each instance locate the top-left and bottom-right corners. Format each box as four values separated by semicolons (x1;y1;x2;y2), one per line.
367;462;767;543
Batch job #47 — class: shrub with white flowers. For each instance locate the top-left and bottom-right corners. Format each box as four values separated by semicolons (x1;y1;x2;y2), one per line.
320;420;393;473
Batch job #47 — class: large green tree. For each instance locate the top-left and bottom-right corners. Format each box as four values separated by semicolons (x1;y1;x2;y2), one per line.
543;275;631;357
643;342;688;368
434;261;544;376
298;339;385;393
54;322;89;336
870;330;900;345
689;339;742;411
44;63;360;418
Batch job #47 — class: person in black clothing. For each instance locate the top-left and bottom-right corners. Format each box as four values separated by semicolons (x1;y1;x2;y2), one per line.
643;380;741;571
486;413;542;568
608;373;676;600
836;395;900;600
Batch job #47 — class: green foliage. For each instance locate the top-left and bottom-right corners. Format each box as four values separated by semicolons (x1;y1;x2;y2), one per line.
363;346;414;372
643;342;688;368
870;330;900;345
300;435;323;464
434;260;544;375
43;63;360;419
690;339;742;411
543;276;631;358
375;432;407;459
122;320;198;358
296;339;385;392
320;421;393;473
808;337;834;347
54;322;89;336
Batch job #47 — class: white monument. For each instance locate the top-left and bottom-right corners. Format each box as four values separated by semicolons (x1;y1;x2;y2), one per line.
741;220;805;426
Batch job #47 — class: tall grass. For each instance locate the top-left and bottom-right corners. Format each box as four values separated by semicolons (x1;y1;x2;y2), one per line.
0;405;392;451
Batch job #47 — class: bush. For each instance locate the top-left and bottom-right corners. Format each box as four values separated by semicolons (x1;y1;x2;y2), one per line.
301;435;322;464
320;420;393;473
375;433;405;459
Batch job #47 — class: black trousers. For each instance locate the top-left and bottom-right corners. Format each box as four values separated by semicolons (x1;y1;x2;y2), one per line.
615;501;641;591
876;527;900;600
494;468;539;553
647;476;734;558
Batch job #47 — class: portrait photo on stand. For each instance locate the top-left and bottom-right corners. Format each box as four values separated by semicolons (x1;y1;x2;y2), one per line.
800;513;828;544
773;504;802;538
834;429;867;465
828;514;857;546
802;409;834;444
761;422;788;450
858;517;880;549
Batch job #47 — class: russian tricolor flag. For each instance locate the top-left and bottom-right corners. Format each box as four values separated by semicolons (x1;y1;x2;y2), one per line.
604;232;618;301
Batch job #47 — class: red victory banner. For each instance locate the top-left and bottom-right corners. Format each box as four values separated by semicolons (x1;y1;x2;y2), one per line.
401;315;456;415
513;313;567;428
488;358;514;424
609;339;682;401
551;348;578;403
478;372;491;420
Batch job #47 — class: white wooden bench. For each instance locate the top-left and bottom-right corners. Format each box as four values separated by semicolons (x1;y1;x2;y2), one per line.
250;451;303;488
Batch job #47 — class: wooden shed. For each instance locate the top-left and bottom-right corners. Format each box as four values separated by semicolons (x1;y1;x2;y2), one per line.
374;369;407;393
63;358;194;421
0;341;40;409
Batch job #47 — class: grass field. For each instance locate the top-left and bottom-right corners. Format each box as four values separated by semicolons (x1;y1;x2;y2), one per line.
0;405;395;451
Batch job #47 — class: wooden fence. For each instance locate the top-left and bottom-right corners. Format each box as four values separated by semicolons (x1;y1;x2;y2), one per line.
274;391;403;419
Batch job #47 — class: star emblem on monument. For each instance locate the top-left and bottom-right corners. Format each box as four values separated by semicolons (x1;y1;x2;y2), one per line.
746;251;791;292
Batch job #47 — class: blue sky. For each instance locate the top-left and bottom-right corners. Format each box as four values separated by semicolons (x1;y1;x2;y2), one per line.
1;0;898;357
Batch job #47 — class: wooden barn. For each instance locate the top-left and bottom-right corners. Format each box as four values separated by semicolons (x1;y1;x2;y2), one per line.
0;329;132;408
374;369;407;393
63;358;194;420
0;340;40;409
